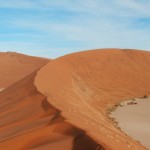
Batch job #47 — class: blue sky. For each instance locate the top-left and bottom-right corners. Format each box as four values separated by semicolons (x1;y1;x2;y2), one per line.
0;0;150;58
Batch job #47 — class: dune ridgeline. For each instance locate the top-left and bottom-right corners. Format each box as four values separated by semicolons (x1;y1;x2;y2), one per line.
1;49;150;150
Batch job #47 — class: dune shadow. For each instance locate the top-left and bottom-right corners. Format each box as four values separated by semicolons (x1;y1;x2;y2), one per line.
73;132;105;150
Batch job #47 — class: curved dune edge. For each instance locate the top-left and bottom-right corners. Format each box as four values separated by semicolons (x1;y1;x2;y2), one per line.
0;52;48;88
35;49;150;150
0;52;103;150
0;71;101;150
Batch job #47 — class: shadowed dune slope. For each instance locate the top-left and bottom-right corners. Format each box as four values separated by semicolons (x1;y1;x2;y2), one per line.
0;71;56;141
0;70;102;150
0;52;48;88
35;49;150;150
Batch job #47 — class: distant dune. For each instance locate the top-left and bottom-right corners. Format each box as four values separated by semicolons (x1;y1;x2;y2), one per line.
35;49;150;150
0;52;48;88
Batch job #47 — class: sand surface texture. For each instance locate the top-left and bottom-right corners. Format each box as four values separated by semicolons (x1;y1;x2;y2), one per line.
0;52;48;88
0;88;4;92
0;53;101;150
35;49;150;150
110;98;150;149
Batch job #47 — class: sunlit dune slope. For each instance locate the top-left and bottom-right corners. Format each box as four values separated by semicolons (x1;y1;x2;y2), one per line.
0;52;48;88
0;71;102;150
35;49;150;150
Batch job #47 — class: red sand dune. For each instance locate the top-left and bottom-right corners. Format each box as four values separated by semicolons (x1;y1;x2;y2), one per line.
0;54;101;149
0;52;48;88
35;49;150;150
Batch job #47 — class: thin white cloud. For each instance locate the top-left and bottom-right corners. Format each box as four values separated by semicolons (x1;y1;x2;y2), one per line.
113;0;150;17
0;0;36;9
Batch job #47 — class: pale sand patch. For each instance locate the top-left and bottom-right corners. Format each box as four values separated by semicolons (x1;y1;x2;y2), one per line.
0;88;4;92
110;98;150;149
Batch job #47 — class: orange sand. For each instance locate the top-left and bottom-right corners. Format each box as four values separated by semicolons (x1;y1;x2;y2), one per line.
1;49;150;150
0;52;101;150
0;88;4;92
35;49;150;150
0;52;48;88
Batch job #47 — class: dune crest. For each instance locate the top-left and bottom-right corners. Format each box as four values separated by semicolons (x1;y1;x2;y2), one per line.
35;49;150;150
0;52;48;88
0;59;101;149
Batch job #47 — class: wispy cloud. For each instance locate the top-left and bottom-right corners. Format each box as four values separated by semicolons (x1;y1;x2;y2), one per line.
0;0;150;58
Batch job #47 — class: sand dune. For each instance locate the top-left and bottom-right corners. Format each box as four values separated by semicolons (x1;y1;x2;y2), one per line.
35;49;150;150
0;60;101;149
0;52;48;88
1;49;150;150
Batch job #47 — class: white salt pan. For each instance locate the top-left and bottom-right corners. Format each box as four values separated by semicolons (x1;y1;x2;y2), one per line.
110;98;150;149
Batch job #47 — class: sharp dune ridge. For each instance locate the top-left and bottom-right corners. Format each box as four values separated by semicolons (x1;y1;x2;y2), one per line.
0;71;100;150
0;52;49;88
0;52;102;150
35;49;150;150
